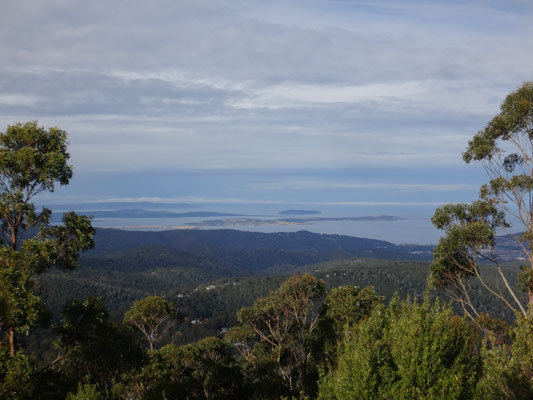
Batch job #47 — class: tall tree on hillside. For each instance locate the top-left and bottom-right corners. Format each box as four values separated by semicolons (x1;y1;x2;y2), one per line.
430;82;533;320
0;121;94;355
124;296;182;350
228;274;326;397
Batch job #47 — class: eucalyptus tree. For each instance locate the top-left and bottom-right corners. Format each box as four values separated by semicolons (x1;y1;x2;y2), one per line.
227;274;326;397
125;337;244;400
0;121;94;355
430;82;533;320
124;296;182;350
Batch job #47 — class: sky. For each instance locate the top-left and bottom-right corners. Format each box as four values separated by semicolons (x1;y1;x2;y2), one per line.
1;0;533;215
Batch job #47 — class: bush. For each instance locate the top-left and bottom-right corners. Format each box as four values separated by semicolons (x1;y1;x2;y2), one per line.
319;297;482;400
0;347;36;400
66;384;105;400
475;315;533;399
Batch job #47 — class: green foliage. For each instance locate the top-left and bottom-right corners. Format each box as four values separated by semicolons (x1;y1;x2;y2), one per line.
236;274;327;397
66;384;105;400
0;347;37;400
125;337;244;399
517;266;533;294
429;201;506;289
55;297;145;391
37;211;95;272
318;303;394;400
431;82;533;319
464;82;533;163
319;297;482;400
0;120;78;251
386;300;481;399
36;256;522;349
54;297;110;350
0;121;94;355
0;258;47;338
318;285;384;369
0;345;74;400
0;121;72;193
124;296;182;350
476;314;533;399
475;313;509;345
323;285;383;335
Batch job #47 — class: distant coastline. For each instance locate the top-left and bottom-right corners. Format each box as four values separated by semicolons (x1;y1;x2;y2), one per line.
187;215;404;228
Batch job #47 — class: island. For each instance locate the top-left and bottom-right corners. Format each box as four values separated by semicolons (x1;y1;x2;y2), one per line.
187;215;404;227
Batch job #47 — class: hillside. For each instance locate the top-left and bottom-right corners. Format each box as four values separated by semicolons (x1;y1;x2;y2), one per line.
87;227;434;259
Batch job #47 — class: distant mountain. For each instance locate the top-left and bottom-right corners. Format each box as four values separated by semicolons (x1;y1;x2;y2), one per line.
52;210;241;219
87;227;434;261
278;210;321;216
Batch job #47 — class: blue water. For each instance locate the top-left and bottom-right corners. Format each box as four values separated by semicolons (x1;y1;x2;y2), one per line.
51;201;527;245
86;207;442;245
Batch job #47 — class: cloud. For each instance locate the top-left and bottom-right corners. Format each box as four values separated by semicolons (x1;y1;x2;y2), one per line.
252;180;477;191
35;194;447;208
227;81;426;110
0;0;532;176
109;69;248;92
0;94;47;106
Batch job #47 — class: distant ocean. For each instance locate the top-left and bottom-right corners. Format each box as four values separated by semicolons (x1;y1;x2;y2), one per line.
87;213;441;245
54;202;506;244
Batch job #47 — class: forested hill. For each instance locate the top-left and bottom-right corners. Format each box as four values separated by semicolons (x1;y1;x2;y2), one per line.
88;227;434;260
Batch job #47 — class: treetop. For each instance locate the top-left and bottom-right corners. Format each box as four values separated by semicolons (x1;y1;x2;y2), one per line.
463;81;533;163
0;121;72;197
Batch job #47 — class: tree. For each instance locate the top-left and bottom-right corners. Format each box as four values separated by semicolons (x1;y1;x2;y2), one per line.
0;346;38;400
230;274;326;397
0;261;47;355
323;285;383;336
124;296;182;350
54;297;145;392
0;121;95;355
318;285;383;367
430;82;533;320
123;337;244;400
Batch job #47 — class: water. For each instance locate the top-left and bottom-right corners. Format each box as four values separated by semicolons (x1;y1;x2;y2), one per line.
46;202;452;244
87;213;441;245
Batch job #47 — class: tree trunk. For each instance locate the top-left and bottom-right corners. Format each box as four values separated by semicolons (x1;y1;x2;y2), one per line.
530;258;533;309
9;327;15;356
10;225;18;251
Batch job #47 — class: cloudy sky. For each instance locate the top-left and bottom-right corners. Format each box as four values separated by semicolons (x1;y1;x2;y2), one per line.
1;0;532;211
